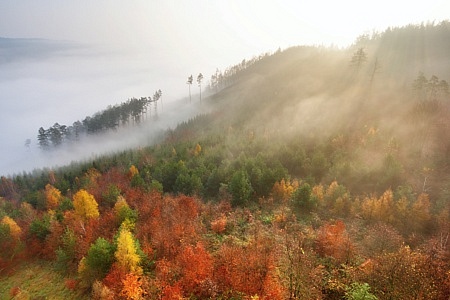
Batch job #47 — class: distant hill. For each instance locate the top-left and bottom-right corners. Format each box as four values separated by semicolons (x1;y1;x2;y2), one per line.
0;37;79;64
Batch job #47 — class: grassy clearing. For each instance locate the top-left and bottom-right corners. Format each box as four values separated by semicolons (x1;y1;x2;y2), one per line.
0;261;89;300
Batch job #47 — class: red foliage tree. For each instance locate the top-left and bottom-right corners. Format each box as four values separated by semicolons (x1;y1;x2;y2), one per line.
315;220;355;264
214;236;284;298
176;242;214;297
62;211;100;261
161;283;183;300
135;194;201;260
103;262;128;297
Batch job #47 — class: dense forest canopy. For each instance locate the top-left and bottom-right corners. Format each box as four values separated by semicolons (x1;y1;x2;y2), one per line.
1;22;450;299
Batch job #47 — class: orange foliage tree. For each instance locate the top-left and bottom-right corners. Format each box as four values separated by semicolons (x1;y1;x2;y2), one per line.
210;214;227;234
176;242;214;297
0;216;23;266
1;216;22;240
315;220;355;264
121;272;144;300
128;165;139;179
136;194;200;260
44;184;62;210
271;178;299;203
214;236;284;299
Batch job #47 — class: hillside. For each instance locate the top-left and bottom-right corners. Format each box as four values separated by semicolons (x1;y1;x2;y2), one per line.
1;23;450;299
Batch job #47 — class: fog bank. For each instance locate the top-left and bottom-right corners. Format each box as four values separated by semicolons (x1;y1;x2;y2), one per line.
0;39;211;176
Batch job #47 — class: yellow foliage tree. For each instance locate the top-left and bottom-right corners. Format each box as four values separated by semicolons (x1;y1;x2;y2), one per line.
271;178;299;202
312;184;324;203
1;216;21;240
410;193;431;233
373;189;395;223
115;227;142;274
73;189;99;221
193;143;202;156
128;165;139;178
324;181;340;200
114;196;129;215
361;195;378;222
361;189;396;224
45;184;62;210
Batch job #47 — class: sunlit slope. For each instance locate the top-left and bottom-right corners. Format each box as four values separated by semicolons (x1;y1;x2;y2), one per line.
208;22;450;133
204;22;450;194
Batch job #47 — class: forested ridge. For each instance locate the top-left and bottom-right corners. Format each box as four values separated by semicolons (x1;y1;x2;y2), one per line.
1;22;450;299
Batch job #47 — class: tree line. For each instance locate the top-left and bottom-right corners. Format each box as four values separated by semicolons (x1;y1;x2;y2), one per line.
37;91;162;151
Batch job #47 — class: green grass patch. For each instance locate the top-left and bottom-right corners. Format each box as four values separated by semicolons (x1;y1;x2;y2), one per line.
0;261;89;300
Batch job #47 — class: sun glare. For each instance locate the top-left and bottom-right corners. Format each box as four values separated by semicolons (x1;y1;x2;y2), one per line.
218;0;450;49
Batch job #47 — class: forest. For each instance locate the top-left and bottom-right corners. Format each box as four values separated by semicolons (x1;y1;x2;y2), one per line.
1;22;450;299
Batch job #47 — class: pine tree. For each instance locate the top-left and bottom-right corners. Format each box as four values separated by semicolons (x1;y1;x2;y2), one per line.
350;47;368;69
197;73;204;103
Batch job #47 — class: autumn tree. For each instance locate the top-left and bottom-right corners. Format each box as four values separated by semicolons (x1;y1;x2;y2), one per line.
136;194;200;260
73;189;100;221
128;165;139;179
211;214;227;234
91;280;114;300
1;215;21;240
214;233;283;298
44;184;62;210
114;195;137;225
360;246;441;299
315;220;355;264
409;192;432;234
193;143;202;156
279;228;324;299
115;227;142;274
121;273;144;300
176;242;214;297
360;223;403;257
271;178;299;203
360;189;395;224
0;216;22;264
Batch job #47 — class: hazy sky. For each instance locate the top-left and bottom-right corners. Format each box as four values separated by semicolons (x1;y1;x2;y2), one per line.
1;1;449;58
0;0;449;175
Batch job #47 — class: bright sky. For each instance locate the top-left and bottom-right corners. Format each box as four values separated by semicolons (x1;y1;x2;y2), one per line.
0;0;449;64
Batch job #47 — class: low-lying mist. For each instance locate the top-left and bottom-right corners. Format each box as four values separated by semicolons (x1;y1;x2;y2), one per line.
0;38;211;176
2;98;212;176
